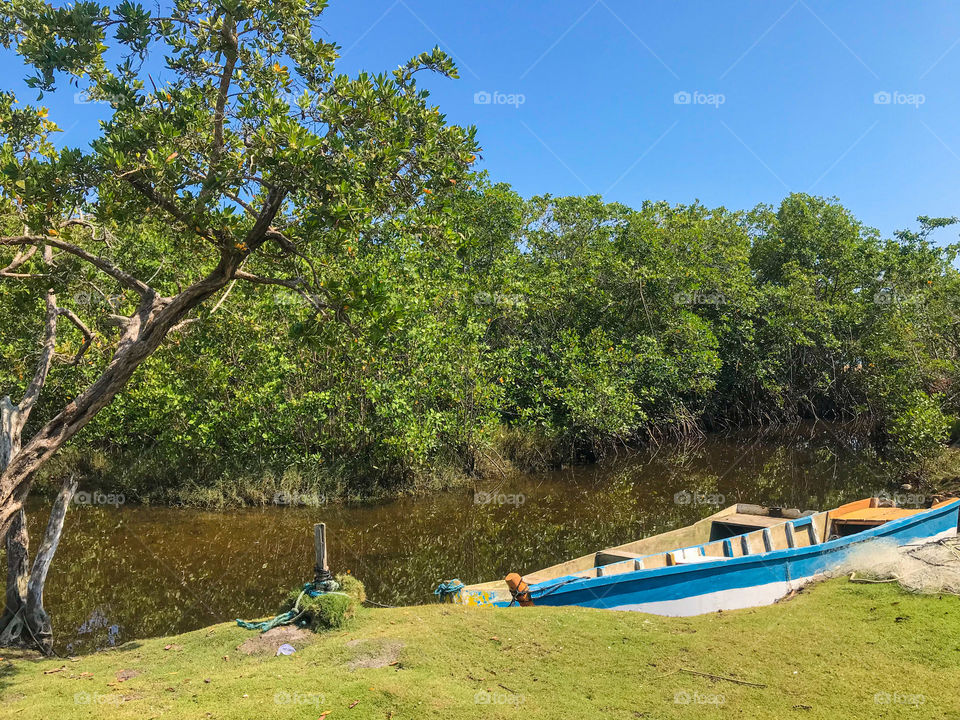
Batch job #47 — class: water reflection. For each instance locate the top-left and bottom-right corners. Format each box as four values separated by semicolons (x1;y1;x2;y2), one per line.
18;431;891;654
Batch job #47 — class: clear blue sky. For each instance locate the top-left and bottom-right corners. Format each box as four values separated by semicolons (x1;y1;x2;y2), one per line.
5;1;960;239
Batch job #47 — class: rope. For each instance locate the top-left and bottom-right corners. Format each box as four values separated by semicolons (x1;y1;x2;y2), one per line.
529;576;583;600
236;610;300;633
433;579;465;599
236;580;346;632
363;599;396;608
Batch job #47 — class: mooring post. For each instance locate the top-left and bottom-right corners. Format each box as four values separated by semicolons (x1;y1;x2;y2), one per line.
314;522;328;574
313;522;337;586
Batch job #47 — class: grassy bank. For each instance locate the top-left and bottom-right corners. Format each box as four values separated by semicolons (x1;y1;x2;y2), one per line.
3;579;958;719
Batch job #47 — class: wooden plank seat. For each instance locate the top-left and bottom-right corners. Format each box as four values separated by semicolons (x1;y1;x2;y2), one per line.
830;507;923;527
595;549;645;566
713;513;789;530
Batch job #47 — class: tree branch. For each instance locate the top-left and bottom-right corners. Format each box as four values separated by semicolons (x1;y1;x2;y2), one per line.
264;228;297;254
184;169;256;218
169;317;200;334
209;279;236;315
56;308;94;365
1;245;38;276
198;13;239;202
17;290;58;421
25;474;78;646
105;314;132;328
232;269;303;289
0;234;153;296
0;271;46;279
233;269;329;312
123;177;218;245
0;258;238;538
244;187;288;250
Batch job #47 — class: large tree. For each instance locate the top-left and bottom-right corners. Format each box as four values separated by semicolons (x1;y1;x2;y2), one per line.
0;0;476;650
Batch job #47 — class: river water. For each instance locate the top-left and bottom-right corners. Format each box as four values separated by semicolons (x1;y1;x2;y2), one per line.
22;430;894;654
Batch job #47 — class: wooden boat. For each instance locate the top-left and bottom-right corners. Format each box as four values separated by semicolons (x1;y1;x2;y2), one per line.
450;497;960;615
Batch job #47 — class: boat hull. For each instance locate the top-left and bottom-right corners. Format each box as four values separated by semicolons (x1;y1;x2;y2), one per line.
464;500;960;615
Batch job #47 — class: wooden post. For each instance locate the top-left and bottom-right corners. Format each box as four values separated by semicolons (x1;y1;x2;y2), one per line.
314;523;328;573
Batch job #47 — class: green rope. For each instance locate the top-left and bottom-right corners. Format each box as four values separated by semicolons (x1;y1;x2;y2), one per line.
236;580;347;632
235;610;300;633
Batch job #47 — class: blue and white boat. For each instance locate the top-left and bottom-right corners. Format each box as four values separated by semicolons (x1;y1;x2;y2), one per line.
450;497;960;615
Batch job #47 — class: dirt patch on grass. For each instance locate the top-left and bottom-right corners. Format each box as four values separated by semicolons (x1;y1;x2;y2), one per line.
236;626;314;656
344;638;404;670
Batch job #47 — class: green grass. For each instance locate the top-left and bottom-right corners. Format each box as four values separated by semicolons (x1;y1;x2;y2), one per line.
3;579;959;719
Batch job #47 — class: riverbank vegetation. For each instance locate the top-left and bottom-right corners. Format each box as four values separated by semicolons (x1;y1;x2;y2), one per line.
1;1;958;512
1;0;958;677
10;188;960;505
2;579;958;719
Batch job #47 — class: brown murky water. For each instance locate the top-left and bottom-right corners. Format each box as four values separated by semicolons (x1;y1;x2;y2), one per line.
22;430;893;654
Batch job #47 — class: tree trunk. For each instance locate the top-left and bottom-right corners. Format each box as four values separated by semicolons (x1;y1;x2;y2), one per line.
0;510;28;632
0;396;28;642
0;479;76;652
0;260;238;652
0;395;17;471
0;398;34;650
0;262;236;537
0;290;76;653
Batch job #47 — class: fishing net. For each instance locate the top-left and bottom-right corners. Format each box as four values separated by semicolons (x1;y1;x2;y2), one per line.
833;537;960;596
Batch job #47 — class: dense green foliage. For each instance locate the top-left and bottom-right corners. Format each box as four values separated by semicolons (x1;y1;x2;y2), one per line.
0;2;956;503
5;183;958;501
0;0;477;507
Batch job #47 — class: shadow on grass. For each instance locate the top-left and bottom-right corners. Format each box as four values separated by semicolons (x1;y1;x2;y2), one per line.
0;639;146;697
0;647;43;695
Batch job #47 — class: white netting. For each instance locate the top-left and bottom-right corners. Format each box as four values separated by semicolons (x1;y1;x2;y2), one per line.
833;537;960;596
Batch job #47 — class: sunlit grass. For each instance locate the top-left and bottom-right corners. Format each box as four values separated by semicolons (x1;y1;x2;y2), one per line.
4;579;958;719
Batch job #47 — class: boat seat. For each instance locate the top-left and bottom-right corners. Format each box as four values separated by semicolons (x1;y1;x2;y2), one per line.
671;546;704;562
717;513;787;529
595;549;645;567
711;512;789;541
671;554;728;565
830;507;922;526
